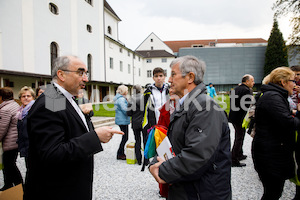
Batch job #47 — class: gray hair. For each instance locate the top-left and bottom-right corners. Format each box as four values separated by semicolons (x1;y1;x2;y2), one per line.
170;55;206;85
133;84;142;94
116;85;128;95
52;56;72;80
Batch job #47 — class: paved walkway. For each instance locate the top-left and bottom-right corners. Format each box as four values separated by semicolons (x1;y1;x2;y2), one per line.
0;122;296;199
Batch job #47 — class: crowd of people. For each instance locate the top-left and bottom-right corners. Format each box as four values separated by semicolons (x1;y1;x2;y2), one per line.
0;54;300;200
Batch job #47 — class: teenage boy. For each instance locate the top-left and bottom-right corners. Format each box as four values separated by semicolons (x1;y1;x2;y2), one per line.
141;67;169;170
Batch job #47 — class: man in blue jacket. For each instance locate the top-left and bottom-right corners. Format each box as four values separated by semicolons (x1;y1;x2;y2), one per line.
206;83;217;98
149;55;231;200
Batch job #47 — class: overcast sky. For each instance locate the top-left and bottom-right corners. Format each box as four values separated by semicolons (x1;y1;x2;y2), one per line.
106;0;292;50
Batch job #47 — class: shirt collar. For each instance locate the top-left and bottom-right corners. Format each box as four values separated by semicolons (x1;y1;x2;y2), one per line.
179;93;189;105
53;82;74;100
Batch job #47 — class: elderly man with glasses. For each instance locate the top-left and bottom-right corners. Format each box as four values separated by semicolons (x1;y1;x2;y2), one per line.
23;55;123;200
149;55;231;200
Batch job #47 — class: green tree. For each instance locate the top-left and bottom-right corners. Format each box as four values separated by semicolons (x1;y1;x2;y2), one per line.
273;0;300;46
264;19;289;75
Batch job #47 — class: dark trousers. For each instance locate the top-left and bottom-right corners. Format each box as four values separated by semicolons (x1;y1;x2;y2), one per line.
231;123;246;162
117;125;129;156
2;149;23;188
258;173;285;200
133;128;147;164
294;185;300;200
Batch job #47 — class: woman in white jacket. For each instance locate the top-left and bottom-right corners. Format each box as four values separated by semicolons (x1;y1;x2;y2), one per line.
0;87;23;191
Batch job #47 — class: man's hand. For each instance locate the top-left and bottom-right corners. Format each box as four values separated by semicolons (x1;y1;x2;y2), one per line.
95;126;124;143
79;103;93;114
149;157;166;184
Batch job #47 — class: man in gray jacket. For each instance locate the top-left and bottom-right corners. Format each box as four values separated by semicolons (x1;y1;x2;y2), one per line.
149;55;231;200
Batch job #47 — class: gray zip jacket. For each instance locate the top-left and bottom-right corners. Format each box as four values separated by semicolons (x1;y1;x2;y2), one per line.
150;83;232;200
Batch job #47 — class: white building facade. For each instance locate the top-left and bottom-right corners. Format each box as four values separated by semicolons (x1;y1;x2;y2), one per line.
0;0;166;101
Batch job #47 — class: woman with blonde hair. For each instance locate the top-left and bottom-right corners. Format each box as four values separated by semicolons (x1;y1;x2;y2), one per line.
113;85;130;160
16;86;35;167
252;67;300;199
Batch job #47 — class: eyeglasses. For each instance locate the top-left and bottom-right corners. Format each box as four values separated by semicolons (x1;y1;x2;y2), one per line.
289;80;297;83
21;95;33;98
62;70;89;78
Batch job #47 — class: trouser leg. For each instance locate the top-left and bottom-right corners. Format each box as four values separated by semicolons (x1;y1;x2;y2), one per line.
259;173;285;200
2;149;23;189
117;125;129;156
231;123;246;162
133;129;142;163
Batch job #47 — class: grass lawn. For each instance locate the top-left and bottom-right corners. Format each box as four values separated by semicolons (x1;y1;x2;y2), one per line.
93;103;115;117
214;94;230;115
93;94;231;117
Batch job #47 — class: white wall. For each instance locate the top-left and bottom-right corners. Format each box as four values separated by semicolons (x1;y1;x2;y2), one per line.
0;0;24;71
105;38;134;85
142;57;173;86
104;9;119;41
76;0;105;81
132;55;143;86
0;0;105;81
136;33;173;54
0;32;2;69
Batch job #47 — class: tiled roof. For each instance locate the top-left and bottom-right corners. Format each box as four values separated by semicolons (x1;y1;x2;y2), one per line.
104;0;121;21
135;50;175;58
164;38;268;52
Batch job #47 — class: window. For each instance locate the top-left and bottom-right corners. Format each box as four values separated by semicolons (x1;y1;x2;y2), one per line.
128;64;131;74
151;46;153;50
164;69;167;77
192;44;203;48
146;59;152;63
49;3;59;15
133;54;135;59
150;39;153;42
50;42;58;71
128;51;130;57
147;70;152;78
139;57;140;61
87;54;92;79
139;68;141;76
119;48;123;53
108;26;112;34
120;61;123;72
85;0;92;5
162;58;167;63
109;57;113;69
87;24;92;33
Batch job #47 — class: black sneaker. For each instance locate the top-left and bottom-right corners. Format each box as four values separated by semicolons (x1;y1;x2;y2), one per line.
232;161;246;167
117;155;126;160
238;155;247;161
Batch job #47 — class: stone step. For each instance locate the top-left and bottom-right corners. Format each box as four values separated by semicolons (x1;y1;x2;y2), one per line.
92;117;115;128
93;121;116;128
92;117;115;126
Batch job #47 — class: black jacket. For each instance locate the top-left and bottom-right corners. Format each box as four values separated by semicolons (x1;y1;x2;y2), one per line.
24;83;102;200
252;83;300;179
228;83;252;125
127;93;143;130
151;83;232;200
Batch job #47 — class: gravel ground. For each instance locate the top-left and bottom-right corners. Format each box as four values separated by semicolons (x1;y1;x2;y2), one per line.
0;123;296;199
